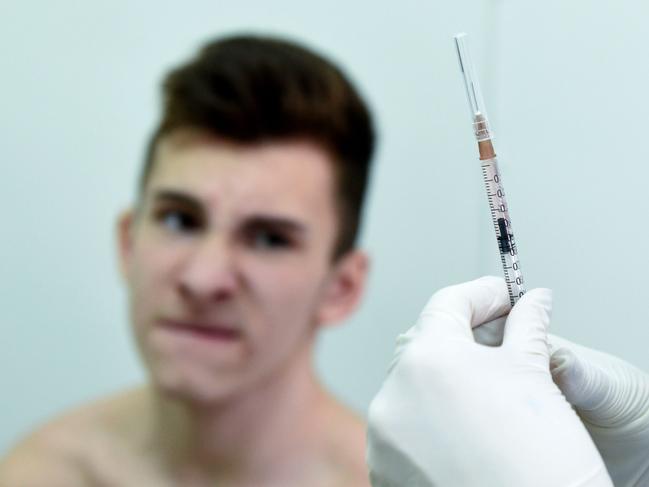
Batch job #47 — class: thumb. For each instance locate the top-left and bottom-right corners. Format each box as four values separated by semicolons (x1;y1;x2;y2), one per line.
502;288;552;358
550;346;609;411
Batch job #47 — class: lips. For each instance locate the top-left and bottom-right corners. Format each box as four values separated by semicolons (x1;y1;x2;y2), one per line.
158;318;242;341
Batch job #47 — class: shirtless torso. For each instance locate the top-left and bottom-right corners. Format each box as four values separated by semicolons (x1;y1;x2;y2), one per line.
1;385;370;487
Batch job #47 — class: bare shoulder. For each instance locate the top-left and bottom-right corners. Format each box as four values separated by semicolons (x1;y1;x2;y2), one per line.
0;386;149;487
0;428;88;486
336;412;371;487
322;396;371;487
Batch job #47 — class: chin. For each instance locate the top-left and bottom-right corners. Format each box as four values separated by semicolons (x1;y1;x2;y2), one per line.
148;362;252;407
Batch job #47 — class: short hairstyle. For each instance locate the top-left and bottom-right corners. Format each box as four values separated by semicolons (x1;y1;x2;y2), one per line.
139;34;375;260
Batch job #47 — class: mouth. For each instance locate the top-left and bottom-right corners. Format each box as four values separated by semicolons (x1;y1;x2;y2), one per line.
157;318;242;342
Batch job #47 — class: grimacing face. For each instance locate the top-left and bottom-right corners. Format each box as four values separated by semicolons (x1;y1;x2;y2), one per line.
117;131;367;405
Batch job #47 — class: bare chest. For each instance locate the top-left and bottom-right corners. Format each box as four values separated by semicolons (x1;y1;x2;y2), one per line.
82;453;367;487
78;441;173;487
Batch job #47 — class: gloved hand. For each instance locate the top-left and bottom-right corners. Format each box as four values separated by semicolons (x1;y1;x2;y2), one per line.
472;314;649;485
366;276;613;487
549;335;649;486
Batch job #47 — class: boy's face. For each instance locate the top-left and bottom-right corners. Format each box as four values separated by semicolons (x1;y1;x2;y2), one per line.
118;130;367;404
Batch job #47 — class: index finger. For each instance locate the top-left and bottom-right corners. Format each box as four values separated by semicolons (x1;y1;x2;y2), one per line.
417;276;512;342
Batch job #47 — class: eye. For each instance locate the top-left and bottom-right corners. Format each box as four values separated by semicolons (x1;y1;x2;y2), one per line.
249;228;291;250
154;207;202;234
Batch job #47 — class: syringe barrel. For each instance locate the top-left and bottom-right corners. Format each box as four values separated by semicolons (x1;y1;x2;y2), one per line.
481;155;526;306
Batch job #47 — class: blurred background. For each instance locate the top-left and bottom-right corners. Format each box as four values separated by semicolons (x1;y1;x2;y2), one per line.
2;0;648;453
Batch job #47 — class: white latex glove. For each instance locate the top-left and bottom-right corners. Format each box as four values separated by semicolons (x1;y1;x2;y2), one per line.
549;336;649;486
367;276;612;487
473;319;649;485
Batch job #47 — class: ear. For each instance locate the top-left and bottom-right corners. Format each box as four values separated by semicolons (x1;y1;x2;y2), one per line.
316;250;370;326
116;209;135;280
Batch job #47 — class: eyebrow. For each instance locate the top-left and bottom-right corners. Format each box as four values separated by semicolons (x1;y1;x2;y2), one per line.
149;188;308;235
243;215;308;237
151;189;203;213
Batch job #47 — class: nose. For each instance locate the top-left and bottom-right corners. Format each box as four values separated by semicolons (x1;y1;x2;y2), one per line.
177;233;238;305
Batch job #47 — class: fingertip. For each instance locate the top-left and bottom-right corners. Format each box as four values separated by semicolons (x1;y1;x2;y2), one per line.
520;287;552;299
474;275;506;286
502;286;554;348
417;276;511;341
549;347;571;373
516;287;553;316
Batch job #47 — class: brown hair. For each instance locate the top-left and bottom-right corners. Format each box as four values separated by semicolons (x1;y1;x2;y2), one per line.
139;34;375;259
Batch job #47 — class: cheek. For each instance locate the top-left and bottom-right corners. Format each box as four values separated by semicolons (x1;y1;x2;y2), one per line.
127;238;183;324
243;258;329;349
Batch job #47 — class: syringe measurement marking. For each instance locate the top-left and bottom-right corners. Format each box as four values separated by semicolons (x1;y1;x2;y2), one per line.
481;156;525;304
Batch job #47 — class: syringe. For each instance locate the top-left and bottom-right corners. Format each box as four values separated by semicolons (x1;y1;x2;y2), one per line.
454;33;526;306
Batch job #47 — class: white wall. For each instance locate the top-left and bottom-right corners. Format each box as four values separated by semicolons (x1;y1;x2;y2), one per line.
4;0;647;456
487;0;649;367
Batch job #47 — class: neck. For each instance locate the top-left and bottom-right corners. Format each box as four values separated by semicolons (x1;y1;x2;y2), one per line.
148;344;336;483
